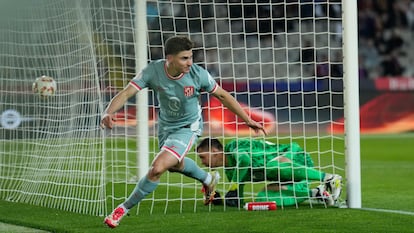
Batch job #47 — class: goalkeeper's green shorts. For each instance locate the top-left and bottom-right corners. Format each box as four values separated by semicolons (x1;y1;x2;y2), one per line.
255;181;309;207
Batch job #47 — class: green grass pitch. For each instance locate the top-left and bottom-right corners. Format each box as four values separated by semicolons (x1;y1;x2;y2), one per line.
0;134;413;233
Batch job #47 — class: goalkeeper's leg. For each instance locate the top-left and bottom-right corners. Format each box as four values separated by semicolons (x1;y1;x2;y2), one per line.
255;182;309;207
265;157;342;201
256;182;335;207
265;158;325;182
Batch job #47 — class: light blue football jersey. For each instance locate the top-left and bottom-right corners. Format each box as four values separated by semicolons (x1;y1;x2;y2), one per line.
130;59;217;135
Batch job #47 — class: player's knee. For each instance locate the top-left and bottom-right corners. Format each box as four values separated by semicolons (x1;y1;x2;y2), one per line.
167;160;184;173
168;167;179;173
148;165;166;180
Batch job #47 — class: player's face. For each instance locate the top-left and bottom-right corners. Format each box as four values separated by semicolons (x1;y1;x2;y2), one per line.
197;147;222;168
166;50;193;76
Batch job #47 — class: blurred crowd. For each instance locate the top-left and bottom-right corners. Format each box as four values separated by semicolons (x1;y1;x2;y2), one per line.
146;0;414;80
358;0;414;79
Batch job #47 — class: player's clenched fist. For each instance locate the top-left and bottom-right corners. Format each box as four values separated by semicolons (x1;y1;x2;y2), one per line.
101;113;114;129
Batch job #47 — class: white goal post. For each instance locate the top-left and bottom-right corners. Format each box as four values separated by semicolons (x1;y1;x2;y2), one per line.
0;0;360;216
342;0;361;208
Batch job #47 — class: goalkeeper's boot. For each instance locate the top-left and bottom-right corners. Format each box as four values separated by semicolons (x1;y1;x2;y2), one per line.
202;171;220;205
312;185;335;206
324;174;343;201
104;204;128;228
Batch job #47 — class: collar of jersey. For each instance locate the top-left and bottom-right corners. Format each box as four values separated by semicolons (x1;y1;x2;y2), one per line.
164;62;185;80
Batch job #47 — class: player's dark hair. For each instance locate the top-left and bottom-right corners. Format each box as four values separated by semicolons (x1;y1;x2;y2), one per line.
197;138;223;152
164;36;194;55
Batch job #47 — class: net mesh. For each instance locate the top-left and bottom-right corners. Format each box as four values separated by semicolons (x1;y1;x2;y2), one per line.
0;0;345;216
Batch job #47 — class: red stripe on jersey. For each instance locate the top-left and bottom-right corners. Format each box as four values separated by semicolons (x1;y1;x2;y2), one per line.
162;146;182;160
129;81;142;90
183;134;196;155
162;134;196;161
209;83;219;93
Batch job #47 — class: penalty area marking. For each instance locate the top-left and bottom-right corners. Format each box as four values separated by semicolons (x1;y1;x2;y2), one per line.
361;207;414;216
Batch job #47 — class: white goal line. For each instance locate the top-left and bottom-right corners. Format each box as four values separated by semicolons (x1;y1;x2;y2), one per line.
361;207;414;216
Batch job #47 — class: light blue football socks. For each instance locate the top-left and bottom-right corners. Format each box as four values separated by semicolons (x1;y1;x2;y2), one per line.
180;157;208;183
123;176;159;209
123;157;208;209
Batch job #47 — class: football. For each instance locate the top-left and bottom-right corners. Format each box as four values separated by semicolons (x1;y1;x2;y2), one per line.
32;75;57;97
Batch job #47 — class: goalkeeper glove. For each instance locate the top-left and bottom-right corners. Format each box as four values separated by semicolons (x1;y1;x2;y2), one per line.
228;183;238;191
212;191;223;205
225;190;239;207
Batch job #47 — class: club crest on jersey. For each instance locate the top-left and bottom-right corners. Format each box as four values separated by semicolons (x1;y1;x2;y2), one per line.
184;86;194;97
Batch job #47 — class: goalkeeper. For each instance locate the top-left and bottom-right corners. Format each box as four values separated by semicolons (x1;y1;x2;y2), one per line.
196;138;342;207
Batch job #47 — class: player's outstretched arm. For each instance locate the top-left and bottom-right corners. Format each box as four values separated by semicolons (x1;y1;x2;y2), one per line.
212;86;267;135
101;84;138;129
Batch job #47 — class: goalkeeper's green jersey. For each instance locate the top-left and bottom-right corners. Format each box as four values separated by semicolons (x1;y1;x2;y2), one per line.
223;138;314;183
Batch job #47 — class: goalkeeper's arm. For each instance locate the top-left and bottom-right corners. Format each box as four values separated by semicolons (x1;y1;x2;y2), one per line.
224;151;249;207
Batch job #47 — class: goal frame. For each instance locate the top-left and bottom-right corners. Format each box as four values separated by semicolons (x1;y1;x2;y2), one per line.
342;0;361;208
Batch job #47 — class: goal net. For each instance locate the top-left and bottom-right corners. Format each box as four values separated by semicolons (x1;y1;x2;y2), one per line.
0;0;350;216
